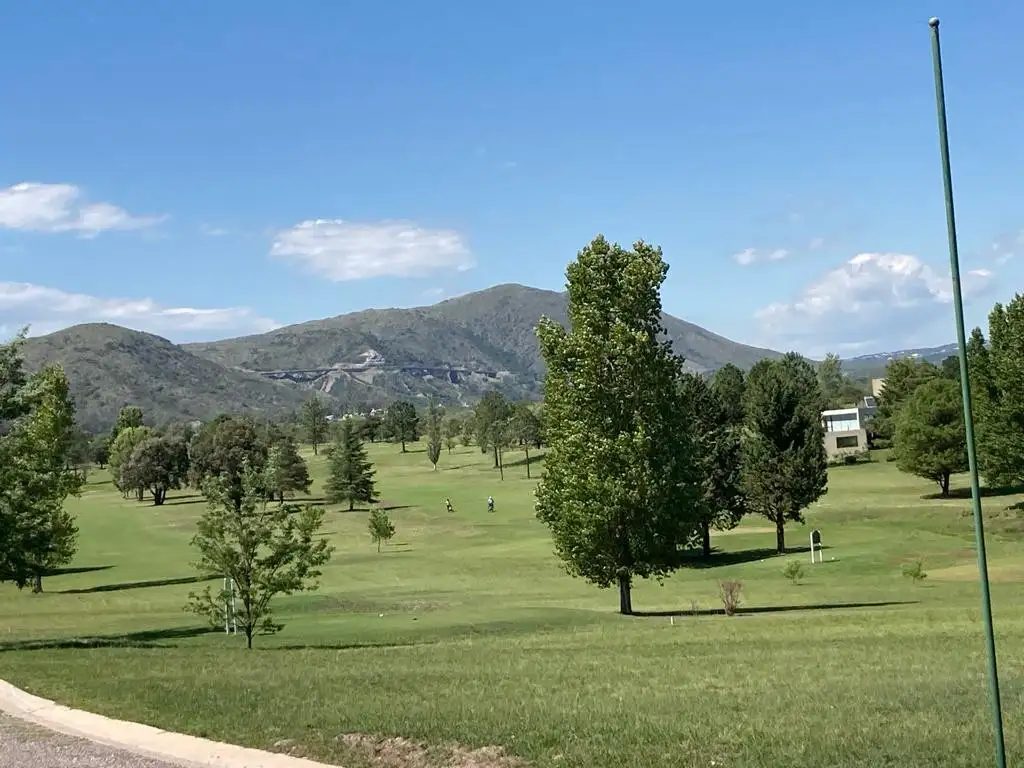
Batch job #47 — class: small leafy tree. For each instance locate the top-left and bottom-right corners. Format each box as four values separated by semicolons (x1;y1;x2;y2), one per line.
782;560;805;584
902;560;927;583
474;391;513;469
719;580;743;615
263;435;311;502
368;508;396;552
186;465;333;649
383;400;419;452
188;415;268;509
510;403;542;478
742;353;828;554
425;401;443;471
121;435;187;505
894;377;967;497
443;416;461;454
325;420;379;511
110;405;144;441
108;425;152;499
300;396;330;455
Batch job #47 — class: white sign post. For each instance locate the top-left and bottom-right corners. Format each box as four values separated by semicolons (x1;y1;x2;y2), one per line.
810;529;823;564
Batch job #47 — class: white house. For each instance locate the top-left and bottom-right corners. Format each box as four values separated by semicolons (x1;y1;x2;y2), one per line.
821;397;875;458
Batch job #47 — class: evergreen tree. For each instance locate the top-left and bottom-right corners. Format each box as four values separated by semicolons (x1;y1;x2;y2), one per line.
742;353;828;554
300;396;330;455
712;364;746;426
893;377;967;497
874;358;940;441
263;435;312;502
108;425;153;499
969;297;1024;488
534;235;702;615
325;420;378;511
679;371;745;557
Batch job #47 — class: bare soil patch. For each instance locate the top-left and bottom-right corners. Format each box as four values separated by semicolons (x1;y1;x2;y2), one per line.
337;733;528;768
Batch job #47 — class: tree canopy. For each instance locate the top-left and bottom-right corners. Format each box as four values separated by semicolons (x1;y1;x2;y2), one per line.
534;235;701;615
894;377;967;496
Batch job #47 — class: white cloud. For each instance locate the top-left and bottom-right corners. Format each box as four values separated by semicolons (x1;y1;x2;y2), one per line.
270;219;474;281
733;247;788;265
0;282;279;340
756;252;994;353
0;182;165;237
988;230;1024;265
200;223;230;237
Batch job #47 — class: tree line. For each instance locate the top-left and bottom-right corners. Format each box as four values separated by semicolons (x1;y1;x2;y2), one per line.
874;294;1024;496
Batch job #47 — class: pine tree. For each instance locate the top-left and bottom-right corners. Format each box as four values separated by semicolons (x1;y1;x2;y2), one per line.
742;353;828;554
325;420;378;511
264;435;312;502
679;371;745;557
893;377;967;496
534;235;702;615
969;296;1024;488
300;396;330;455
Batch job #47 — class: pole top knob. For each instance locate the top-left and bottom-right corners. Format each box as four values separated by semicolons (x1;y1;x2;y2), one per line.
929;17;940;28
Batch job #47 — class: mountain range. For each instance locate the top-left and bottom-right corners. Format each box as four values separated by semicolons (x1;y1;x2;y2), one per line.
16;283;955;432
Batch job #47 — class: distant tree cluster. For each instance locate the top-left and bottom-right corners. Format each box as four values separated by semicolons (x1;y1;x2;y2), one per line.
533;235;828;614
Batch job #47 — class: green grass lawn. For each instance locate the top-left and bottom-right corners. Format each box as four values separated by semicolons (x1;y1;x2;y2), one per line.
1;442;1023;767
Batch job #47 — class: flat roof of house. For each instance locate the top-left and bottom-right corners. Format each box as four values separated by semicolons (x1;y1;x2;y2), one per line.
821;408;860;416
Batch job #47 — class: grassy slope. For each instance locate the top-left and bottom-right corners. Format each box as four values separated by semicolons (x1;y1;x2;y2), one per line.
19;323;341;433
1;446;1022;767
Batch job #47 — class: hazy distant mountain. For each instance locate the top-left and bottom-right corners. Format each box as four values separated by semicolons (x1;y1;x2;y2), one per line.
842;343;958;377
19;324;340;433
20;284;789;431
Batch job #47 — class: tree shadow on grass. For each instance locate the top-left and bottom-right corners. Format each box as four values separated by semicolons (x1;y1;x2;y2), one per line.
163;495;204;507
45;565;114;577
501;452;546;469
58;575;218;595
679;545;828;569
0;626;215;653
634;600;917;618
923;485;1022;500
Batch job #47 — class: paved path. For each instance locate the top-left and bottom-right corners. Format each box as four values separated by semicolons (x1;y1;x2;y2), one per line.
0;679;342;768
0;713;184;767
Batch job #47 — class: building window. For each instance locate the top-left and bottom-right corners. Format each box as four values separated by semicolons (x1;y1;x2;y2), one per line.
835;435;860;449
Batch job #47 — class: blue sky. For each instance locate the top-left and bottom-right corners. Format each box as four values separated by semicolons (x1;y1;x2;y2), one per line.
1;0;1022;358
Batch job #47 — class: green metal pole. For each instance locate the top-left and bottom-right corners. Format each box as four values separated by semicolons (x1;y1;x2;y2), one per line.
928;17;1007;768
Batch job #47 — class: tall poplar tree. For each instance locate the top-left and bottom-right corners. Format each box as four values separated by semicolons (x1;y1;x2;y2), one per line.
534;235;701;615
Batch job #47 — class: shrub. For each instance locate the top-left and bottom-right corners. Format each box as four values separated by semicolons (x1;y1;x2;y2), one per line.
902;560;927;583
719;580;742;615
782;560;805;583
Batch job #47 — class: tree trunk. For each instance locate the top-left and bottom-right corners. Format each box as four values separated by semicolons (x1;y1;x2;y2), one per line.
245;627;253;650
32;572;43;594
401;440;407;453
939;473;951;497
775;517;786;554
153;488;166;506
701;520;712;558
525;448;531;479
617;573;633;615
313;442;318;456
492;445;499;468
135;488;144;502
498;450;504;481
349;499;354;511
377;539;381;553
